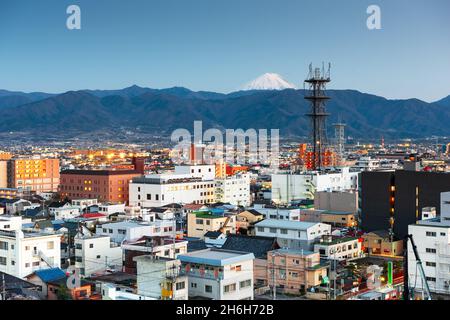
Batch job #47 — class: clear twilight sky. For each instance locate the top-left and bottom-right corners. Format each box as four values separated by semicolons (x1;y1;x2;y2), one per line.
0;0;449;102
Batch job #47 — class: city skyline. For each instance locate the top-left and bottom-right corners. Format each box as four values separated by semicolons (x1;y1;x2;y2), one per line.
1;0;450;102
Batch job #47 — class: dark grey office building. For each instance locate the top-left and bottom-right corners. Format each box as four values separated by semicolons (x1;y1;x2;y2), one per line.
360;169;450;239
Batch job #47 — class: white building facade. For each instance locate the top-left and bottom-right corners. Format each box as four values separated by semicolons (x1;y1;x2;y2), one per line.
215;173;251;206
74;234;122;276
178;249;255;300
408;192;450;294
0;229;61;278
271;167;359;204
255;219;331;250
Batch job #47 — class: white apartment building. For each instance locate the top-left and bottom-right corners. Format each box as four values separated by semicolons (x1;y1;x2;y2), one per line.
129;174;215;207
271;167;358;204
74;233;122;276
174;164;215;180
408;192;450;294
96;220;175;244
0;229;61;278
178;248;255;300
314;236;363;261
134;255;188;300
254;219;331;251
215;173;251;206
251;204;300;221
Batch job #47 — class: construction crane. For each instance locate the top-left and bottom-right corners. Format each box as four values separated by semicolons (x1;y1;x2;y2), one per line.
403;234;432;300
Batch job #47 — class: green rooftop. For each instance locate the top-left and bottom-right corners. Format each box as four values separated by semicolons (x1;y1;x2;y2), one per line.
193;211;225;219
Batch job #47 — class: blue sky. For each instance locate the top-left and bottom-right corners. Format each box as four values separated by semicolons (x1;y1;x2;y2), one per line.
0;0;449;102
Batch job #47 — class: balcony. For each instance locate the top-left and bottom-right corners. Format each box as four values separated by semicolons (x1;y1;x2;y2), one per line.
180;267;224;281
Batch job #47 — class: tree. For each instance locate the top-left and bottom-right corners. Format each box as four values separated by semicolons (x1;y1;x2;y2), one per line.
55;285;72;300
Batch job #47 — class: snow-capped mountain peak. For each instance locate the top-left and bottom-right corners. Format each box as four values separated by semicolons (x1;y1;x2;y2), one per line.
242;73;296;91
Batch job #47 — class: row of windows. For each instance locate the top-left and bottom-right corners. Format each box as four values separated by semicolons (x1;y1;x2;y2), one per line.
0;256;40;268
426;231;446;237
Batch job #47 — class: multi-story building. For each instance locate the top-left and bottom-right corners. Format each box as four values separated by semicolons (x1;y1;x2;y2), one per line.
187;210;236;239
129;166;216;207
314;190;358;214
362;230;404;257
122;236;188;274
408;192;450;294
267;248;327;295
60;157;144;204
74;233;122;276
214;173;251;206
271;167;358;204
6;158;60;192
300;209;357;228
254;219;331;251
0;160;7;188
178;248;255;300
134;255;188;300
360;168;450;238
96;220;176;244
0;229;61;278
313;235;363;261
60;168;142;204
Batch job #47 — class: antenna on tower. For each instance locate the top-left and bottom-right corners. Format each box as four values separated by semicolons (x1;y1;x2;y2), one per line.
304;63;332;172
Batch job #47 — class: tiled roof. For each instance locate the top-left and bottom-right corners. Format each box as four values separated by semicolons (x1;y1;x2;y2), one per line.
221;234;278;259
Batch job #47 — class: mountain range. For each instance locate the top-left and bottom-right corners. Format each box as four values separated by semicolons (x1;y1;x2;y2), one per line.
0;85;449;139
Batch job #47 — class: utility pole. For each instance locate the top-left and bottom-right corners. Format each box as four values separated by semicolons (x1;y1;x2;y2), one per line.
272;254;276;300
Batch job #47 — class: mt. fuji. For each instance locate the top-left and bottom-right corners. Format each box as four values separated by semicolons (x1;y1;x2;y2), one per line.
242;73;297;91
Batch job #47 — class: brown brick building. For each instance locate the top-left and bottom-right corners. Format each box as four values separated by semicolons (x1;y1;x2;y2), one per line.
59;158;145;204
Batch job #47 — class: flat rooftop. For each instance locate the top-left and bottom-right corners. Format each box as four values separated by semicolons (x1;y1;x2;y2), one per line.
255;219;319;230
178;248;254;266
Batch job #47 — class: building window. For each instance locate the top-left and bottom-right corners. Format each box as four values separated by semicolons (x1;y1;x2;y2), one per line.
426;248;437;254
205;285;212;293
147;194;151;200
441;232;446;236
426;262;436;267
0;241;8;251
89;243;94;248
224;283;236;293
32;261;40;267
257;227;264;232
239;280;251;289
47;241;54;250
269;228;277;234
118;229;126;235
191;283;197;288
426;277;436;282
196;219;203;225
176;282;185;290
0;257;6;265
280;229;288;235
426;232;437;237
